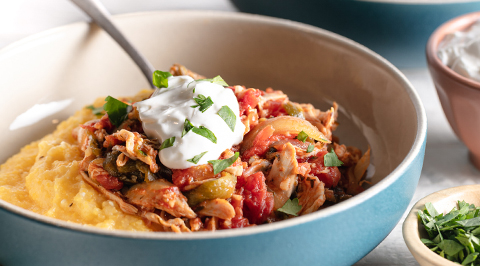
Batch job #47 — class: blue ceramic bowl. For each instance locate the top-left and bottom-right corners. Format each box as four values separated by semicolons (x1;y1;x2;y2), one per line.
231;0;480;68
0;11;426;266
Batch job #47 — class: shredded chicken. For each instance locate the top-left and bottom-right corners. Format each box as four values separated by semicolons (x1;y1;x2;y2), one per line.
109;129;159;173
243;159;271;177
125;179;197;219
80;171;138;215
140;211;191;233
266;142;298;210
169;63;206;80
297;174;326;215
197;199;235;220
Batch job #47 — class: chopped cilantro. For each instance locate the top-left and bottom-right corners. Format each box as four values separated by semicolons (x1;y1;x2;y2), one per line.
152;70;172;89
296;131;308;143
182;119;194;137
217;105;236;132
208;152;239;175
191;94;214;113
103;96;132;127
138;150;146;156
306;144;314;153
86;105;105;116
192;126;217;143
277;198;302;216
195;75;229;86
160;137;175;150
187;151;208;164
324;149;343;167
418;200;480;264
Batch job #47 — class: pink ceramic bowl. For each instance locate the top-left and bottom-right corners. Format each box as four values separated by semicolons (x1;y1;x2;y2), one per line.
426;11;480;170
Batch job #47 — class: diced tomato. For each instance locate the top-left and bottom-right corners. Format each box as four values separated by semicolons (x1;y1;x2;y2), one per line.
262;100;287;118
228;192;250;229
95;114;114;132
242;125;294;160
238;89;261;116
308;150;341;188
94;172;123;190
171;164;216;191
103;135;124;149
237;172;274;224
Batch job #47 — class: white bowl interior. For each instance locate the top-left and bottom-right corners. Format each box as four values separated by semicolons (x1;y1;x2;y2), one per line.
0;11;418;203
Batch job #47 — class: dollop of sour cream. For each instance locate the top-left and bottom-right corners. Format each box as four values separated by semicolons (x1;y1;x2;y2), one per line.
438;20;480;82
134;75;245;169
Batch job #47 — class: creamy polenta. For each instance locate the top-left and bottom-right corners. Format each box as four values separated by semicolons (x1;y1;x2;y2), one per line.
0;92;153;231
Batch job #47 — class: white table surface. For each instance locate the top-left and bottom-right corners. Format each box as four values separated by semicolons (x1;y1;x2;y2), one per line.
2;1;479;265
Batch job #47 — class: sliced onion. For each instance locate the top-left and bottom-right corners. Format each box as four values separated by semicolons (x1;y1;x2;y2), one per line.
241;116;330;154
354;147;371;181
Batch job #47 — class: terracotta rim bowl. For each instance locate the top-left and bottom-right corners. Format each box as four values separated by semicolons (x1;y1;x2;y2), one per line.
403;185;480;266
426;11;480;170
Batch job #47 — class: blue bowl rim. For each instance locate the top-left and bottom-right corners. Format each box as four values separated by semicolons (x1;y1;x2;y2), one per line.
0;10;427;240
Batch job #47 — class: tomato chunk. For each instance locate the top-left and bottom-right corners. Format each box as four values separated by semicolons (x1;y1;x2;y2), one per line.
238;89;261;116
237;172;274;224
94;172;123;190
308;150;341;188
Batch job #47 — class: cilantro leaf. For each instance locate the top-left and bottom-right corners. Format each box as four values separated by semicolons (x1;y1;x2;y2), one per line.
217;105;236;131
182;119;194;137
152;70;172;89
192;126;217;143
195;75;229;86
277;198;302;216
187;151;208;164
425;202;440;218
306;144;314;153
208;152;239;175
191;94;214;113
324;149;343;167
86;105;105;115
438;239;464;256
462;252;479;265
103;96;132;127
160;137;175;150
456;217;480;227
296;131;308;142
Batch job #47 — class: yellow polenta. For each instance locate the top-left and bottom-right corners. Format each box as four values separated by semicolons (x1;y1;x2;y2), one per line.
0;92;153;231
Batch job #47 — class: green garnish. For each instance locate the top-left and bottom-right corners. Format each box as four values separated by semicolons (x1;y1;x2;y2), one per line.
191;94;214;113
217;105;236;132
196;75;229;87
192;126;217;143
324;149;343;167
103;96;132;127
182;119;194;137
418;200;480;264
277;198;302;216
296;131;308;143
306;144;314;153
86;105;105;116
138;150;146;156
152;70;172;89
187;151;208;164
160;137;175;150
208;152;239;175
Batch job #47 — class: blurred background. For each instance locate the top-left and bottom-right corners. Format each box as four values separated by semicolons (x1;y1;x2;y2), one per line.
3;0;480;68
0;0;237;49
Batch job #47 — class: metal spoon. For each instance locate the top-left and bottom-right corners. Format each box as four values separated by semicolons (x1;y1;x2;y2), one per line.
70;0;155;88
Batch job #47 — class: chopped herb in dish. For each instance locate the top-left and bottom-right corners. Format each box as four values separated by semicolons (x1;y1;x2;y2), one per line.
418;200;480;265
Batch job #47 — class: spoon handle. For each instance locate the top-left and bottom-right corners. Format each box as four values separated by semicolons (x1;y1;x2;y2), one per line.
70;0;155;88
